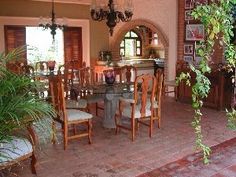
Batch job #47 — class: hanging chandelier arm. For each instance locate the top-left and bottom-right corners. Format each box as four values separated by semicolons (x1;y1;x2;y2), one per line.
90;0;133;36
91;9;108;21
38;0;66;40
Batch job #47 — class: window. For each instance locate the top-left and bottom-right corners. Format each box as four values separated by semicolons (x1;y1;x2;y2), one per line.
5;26;83;70
120;30;142;57
26;27;64;66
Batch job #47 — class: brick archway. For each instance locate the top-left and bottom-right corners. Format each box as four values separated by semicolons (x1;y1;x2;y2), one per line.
110;19;169;78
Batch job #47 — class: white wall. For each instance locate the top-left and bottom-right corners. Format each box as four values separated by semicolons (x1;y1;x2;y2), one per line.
109;0;178;81
0;16;91;66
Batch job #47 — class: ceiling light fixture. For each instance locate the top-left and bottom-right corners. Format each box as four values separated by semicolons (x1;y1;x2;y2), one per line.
39;0;66;40
90;0;133;36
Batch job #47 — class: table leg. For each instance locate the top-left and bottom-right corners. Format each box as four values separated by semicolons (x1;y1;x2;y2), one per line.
103;96;118;128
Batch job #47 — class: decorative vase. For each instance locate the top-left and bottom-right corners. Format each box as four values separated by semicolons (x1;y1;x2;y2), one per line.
104;70;115;85
105;76;115;85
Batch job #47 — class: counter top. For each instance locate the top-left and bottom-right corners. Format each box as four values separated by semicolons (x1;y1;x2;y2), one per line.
96;58;161;68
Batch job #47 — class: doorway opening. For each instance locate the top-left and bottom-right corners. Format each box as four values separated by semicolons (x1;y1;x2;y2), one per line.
26;27;64;68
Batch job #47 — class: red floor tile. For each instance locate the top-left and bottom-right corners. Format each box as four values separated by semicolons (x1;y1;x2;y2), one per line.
2;97;236;177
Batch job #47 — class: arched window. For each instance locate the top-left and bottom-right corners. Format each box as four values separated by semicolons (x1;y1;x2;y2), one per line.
120;30;142;57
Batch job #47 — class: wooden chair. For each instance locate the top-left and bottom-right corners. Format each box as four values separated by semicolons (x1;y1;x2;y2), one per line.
115;74;157;141
19;64;35;75
79;67;95;87
153;69;164;128
35;61;48;73
0;126;37;174
58;63;79;98
49;75;93;150
34;61;50;98
164;60;187;101
78;67;104;113
119;65;137;83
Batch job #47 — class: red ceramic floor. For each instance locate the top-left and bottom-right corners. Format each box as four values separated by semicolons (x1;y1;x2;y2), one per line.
2;97;236;177
138;137;236;177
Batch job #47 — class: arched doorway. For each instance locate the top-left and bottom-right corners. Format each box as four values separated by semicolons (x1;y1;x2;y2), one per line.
109;19;169;79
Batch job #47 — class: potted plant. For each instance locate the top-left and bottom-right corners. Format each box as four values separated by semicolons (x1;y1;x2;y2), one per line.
0;47;55;173
177;0;236;163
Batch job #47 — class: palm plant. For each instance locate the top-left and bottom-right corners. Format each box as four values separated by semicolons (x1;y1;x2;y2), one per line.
0;46;55;145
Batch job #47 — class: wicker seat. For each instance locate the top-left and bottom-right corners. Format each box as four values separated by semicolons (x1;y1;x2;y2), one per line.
0;127;37;174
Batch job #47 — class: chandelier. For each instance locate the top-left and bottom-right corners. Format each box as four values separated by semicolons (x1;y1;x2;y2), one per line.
90;0;133;36
39;0;66;40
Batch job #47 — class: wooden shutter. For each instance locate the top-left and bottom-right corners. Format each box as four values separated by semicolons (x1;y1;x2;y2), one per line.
4;26;26;73
64;27;83;69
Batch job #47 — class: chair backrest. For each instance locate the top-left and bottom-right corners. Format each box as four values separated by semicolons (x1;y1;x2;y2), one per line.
49;75;67;123
107;65;137;83
93;65;110;82
57;63;79;98
20;64;35;75
119;65;137;83
35;61;48;72
79;67;95;87
133;74;156;117
155;69;164;105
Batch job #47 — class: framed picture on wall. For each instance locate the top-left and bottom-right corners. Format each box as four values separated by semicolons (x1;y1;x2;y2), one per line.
195;56;202;66
185;0;194;9
185;10;194;21
195;43;205;57
186;24;205;41
195;0;208;7
184;44;194;55
184;55;194;64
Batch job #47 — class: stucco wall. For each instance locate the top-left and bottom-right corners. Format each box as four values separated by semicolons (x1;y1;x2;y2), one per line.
0;0;109;66
109;0;178;81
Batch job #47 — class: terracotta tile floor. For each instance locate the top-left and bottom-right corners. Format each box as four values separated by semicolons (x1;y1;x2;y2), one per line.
5;97;236;177
138;137;236;177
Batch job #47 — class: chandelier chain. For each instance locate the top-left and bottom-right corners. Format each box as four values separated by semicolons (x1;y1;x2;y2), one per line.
39;0;66;40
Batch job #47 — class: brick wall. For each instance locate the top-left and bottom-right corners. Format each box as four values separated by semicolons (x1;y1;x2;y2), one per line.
177;0;223;65
178;0;185;62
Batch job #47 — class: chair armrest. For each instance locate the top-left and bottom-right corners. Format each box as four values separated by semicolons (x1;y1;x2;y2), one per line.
27;125;37;147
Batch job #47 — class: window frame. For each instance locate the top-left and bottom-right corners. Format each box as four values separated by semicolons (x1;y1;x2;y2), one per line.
120;30;142;58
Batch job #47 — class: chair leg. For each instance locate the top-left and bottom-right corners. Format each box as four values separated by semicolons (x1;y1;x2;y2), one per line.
174;87;177;101
115;114;119;135
95;103;98;116
175;86;179;101
88;119;92;144
137;119;140;131
164;85;167;97
73;124;77;135
64;124;68;150
31;152;37;174
158;110;161;128
131;118;135;141
87;103;91;113
51;120;56;144
149;117;153;138
152;109;157;127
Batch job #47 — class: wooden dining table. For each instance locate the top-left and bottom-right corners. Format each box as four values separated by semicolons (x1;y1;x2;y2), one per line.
71;82;134;128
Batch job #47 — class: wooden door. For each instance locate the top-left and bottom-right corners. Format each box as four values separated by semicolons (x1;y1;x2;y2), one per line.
4;26;26;73
64;27;83;69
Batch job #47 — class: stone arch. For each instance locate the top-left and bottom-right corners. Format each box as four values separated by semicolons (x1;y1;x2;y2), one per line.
109;19;169;78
